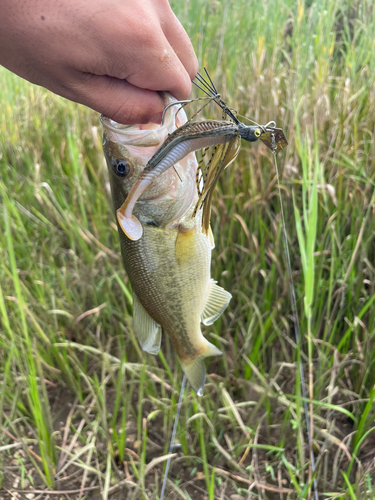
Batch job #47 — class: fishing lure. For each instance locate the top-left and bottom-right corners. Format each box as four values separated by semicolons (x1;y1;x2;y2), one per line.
192;69;288;154
116;71;288;241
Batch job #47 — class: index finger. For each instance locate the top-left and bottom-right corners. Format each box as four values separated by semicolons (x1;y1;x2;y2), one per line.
160;9;198;82
122;31;194;100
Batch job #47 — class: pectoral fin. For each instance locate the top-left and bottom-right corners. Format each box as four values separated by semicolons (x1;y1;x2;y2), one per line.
133;293;162;355
201;280;232;326
179;340;222;396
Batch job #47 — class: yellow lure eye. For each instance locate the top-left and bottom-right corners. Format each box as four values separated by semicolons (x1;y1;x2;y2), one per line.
254;129;261;137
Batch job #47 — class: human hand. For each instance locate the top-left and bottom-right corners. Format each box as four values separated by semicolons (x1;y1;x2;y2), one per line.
0;0;198;124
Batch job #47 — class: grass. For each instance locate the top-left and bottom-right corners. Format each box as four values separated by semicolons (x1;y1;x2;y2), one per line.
1;0;375;497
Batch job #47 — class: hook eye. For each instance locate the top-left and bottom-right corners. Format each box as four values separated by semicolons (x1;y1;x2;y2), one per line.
264;120;276;129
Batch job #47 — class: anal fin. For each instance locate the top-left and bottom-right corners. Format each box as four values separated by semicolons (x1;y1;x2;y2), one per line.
201;279;232;326
133;293;162;355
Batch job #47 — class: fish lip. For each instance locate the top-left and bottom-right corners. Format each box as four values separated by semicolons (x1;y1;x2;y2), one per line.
100;94;182;146
100;115;157;136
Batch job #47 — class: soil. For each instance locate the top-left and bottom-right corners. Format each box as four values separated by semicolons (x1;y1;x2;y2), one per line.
1;378;375;500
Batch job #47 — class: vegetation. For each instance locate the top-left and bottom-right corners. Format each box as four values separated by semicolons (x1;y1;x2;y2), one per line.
1;0;375;498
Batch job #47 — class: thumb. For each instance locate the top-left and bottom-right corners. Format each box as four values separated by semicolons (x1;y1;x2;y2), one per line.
67;74;166;124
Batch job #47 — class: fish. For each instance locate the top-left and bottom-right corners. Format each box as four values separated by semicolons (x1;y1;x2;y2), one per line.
101;95;232;396
115;119;261;242
115;71;288;243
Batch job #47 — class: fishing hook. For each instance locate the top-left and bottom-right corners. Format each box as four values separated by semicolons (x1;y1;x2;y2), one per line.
161;95;220;125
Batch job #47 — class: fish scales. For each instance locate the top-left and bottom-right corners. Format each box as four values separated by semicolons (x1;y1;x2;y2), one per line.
119;225;212;360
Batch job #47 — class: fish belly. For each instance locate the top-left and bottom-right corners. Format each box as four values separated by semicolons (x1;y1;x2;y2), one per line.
119;219;211;361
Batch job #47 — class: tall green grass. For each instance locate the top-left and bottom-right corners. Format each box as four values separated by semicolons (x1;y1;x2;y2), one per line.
1;0;375;497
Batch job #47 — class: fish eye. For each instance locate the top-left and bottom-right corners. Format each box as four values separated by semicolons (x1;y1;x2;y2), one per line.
112;159;131;177
254;128;261;138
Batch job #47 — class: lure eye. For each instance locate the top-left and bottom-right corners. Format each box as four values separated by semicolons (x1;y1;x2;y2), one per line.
254;128;261;138
112;159;131;177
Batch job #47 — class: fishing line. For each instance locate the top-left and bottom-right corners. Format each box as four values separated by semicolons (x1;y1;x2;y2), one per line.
271;134;319;500
160;374;187;500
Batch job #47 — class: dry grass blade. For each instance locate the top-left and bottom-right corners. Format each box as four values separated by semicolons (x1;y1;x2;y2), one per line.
1;428;43;463
55;443;97;478
56;396;96;474
73;302;107;325
212;436;245;473
221;387;250;439
12;486;100;495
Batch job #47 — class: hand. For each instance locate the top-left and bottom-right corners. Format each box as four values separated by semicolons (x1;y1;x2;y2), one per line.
0;0;198;124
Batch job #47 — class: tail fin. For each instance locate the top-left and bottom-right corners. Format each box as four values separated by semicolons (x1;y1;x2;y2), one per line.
179;340;222;396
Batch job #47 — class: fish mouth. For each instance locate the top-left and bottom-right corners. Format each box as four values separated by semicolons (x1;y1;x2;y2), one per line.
100;94;183;148
102;94;196;237
99;117;164;146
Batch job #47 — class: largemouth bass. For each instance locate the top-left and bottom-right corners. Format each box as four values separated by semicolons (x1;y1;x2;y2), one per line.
101;97;231;395
114;75;287;242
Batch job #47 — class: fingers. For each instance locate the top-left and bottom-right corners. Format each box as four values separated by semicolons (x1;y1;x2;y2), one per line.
0;0;199;125
66;74;165;124
95;2;197;101
125;43;193;101
105;28;193;101
160;9;198;82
